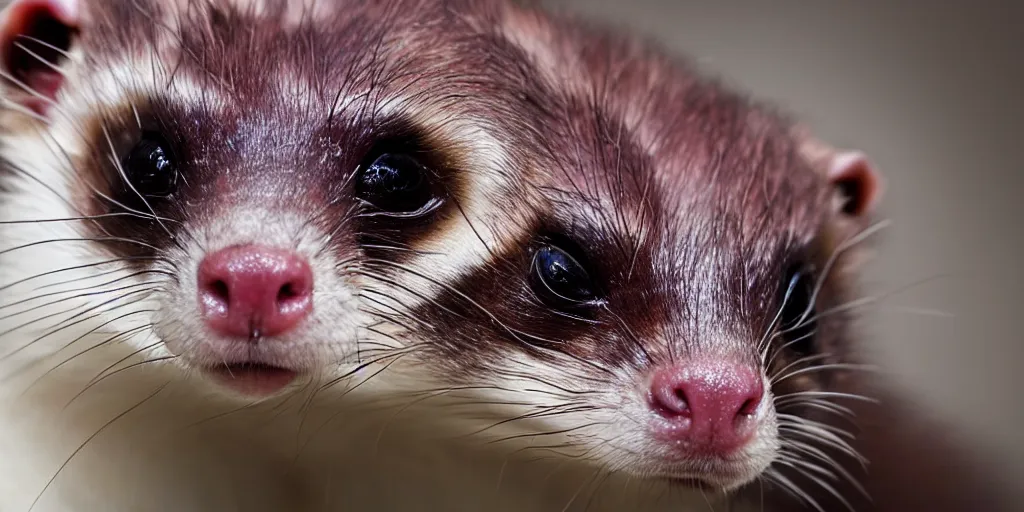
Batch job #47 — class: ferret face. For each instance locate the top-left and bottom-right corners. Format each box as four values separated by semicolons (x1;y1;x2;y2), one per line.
0;0;885;495
0;0;534;398
354;1;885;498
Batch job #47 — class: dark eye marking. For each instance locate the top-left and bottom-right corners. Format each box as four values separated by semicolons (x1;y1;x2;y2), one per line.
530;239;604;311
355;151;441;217
778;264;818;355
121;130;179;198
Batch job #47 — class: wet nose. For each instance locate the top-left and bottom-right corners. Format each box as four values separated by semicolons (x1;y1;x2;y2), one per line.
197;244;314;339
647;360;764;455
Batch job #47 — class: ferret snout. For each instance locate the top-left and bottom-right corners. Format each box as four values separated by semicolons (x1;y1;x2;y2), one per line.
197;244;315;340
646;360;766;457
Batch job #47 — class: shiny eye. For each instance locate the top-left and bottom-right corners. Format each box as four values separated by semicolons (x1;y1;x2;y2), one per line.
122;131;178;198
778;266;817;354
355;153;435;214
530;244;601;308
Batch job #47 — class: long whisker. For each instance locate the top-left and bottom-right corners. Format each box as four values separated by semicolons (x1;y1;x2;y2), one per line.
21;321;153;392
762;469;824;512
797;220;892;326
10;40;68;77
0;213;181;225
0;286;158;355
0;237;161;257
1;273;165;315
29;382;170;512
18;319;152;391
65;353;174;411
773;363;877;386
779;442;869;498
775;391;878;405
0;257;164;294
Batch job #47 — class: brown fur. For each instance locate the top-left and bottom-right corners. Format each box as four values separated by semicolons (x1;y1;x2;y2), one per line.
2;0;1004;510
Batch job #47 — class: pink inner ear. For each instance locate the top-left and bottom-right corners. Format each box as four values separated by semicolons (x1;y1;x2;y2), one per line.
829;152;884;217
1;0;79;117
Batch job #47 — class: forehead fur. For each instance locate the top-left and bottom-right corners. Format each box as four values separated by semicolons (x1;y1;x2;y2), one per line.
78;1;520;114
64;0;828;325
73;0;822;202
499;4;828;239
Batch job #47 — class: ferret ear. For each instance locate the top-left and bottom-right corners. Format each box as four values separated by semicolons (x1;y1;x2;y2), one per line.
826;151;884;217
796;130;885;218
0;0;80;118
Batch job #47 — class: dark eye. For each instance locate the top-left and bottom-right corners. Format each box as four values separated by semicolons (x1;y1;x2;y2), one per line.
778;266;818;355
530;244;601;309
122;131;178;198
355;153;435;214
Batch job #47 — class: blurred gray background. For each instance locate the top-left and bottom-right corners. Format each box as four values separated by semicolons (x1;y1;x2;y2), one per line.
546;0;1024;497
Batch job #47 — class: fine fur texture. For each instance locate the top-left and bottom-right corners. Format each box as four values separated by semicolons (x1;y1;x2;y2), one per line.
0;1;919;511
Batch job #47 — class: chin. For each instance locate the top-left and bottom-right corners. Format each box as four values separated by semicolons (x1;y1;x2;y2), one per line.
197;363;305;399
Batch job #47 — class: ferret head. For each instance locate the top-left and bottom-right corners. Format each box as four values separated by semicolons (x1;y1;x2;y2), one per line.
363;2;886;500
0;0;530;398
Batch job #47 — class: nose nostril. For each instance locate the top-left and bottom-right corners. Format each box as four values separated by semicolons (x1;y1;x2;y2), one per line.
650;380;691;418
738;397;759;417
674;387;689;409
648;361;766;455
210;280;230;303
197;245;314;339
277;283;299;302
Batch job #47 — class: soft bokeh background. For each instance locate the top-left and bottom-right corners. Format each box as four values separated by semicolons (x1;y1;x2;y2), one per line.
545;0;1024;503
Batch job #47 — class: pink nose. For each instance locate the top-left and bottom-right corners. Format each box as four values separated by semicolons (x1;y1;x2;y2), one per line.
197;245;314;339
647;360;764;456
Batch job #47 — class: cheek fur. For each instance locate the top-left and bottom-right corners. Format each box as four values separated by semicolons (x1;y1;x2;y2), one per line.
0;132;167;373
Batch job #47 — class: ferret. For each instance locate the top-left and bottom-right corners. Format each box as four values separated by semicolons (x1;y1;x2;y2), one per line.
1;1;1003;512
0;0;525;509
324;1;889;508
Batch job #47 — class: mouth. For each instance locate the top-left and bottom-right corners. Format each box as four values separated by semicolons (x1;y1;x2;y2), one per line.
667;476;733;493
659;464;759;494
202;362;300;397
